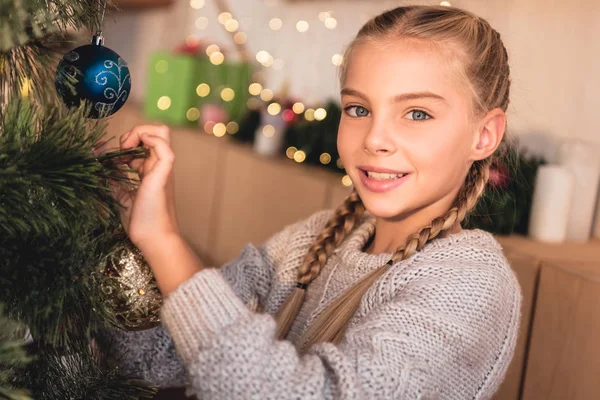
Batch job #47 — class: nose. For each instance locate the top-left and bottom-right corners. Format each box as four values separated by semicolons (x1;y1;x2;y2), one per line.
363;119;396;156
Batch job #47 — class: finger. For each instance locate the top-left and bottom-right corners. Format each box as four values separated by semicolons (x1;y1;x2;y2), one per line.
139;133;175;185
149;124;171;144
128;158;144;171
122;124;171;149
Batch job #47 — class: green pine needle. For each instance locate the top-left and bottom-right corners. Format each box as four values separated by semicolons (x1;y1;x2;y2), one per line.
18;343;156;400
0;98;148;348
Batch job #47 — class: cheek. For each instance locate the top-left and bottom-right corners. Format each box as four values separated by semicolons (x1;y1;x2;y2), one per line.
337;120;362;161
412;126;471;182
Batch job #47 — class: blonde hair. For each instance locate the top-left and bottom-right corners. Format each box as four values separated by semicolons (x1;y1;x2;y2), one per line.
275;5;511;351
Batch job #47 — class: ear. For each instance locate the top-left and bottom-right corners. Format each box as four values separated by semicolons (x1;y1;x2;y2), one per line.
470;108;506;161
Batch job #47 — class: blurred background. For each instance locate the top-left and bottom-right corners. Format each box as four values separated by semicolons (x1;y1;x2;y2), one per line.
82;0;599;399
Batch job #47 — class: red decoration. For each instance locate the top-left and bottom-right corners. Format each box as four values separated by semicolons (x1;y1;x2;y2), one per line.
488;160;511;189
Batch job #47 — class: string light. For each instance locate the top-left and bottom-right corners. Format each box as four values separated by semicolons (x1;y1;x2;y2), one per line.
155;60;168;73
294;150;307;163
204;121;216;134
331;54;344;66
225;19;239;32
20;77;32;97
320;153;332;165
286;146;298;159
324;17;337;29
221;88;235;101
269;18;283;31
304;108;315;121
262;125;276;137
256;50;271;64
234;32;247;44
206;44;220;56
195;17;208;30
247;98;262;110
157;96;171;110
190;0;205;9
209;51;224;65
318;11;331;22
218;12;232;24
186;108;200;121
248;83;263;95
273;59;284;70
296;20;309;33
267;103;282;115
336;158;344;169
342;175;353;187
314;108;327;121
226;122;239;134
213;123;227;137
292;102;305;114
440;1;451;5
262;55;274;67
260;89;274;102
196;83;210;97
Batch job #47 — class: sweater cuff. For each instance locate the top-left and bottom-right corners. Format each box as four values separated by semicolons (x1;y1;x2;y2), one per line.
160;268;251;365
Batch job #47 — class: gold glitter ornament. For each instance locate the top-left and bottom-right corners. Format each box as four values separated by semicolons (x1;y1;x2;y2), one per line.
96;238;162;331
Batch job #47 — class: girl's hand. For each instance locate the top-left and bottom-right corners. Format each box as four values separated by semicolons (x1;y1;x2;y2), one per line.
111;124;180;251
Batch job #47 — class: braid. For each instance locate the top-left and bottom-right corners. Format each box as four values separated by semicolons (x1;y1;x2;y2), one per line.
296;160;492;351
275;190;364;340
392;158;491;263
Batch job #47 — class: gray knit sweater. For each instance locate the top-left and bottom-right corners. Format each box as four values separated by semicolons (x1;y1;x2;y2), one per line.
106;210;522;399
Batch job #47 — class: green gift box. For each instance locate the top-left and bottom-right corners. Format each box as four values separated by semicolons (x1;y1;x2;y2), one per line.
144;51;252;126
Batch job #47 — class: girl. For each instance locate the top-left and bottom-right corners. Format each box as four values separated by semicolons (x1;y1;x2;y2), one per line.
106;5;521;399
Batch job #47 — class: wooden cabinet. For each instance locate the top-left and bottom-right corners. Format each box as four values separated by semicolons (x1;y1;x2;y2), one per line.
521;261;600;399
105;105;600;400
495;237;600;400
492;251;540;400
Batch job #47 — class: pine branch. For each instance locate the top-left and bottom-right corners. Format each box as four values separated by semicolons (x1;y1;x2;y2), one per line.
18;342;156;400
0;0;116;52
0;31;77;109
0;98;148;348
0;0;117;107
0;309;33;400
0;98;146;239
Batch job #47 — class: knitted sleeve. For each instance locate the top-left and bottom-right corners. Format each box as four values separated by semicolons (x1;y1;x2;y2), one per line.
159;256;521;399
98;211;331;388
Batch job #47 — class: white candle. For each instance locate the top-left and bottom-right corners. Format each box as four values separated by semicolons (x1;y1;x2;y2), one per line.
529;165;574;243
557;140;600;242
254;110;286;157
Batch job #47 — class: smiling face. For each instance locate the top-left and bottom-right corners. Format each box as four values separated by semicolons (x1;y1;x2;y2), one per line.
338;39;480;222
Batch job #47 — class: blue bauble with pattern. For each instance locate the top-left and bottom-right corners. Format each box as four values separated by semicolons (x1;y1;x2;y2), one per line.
55;37;131;119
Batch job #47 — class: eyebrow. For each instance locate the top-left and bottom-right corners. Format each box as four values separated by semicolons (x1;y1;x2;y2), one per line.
340;88;447;104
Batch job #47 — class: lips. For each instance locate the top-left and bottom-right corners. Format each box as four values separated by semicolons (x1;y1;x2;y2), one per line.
357;166;411;193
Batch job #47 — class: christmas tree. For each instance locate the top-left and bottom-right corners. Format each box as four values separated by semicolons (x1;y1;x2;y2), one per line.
1;1;158;398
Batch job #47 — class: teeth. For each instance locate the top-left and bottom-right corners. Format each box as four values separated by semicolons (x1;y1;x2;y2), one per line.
366;171;405;180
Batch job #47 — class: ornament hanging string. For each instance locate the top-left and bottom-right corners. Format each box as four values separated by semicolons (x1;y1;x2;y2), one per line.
97;0;108;35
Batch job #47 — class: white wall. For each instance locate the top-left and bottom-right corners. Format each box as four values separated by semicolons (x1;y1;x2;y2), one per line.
104;0;600;147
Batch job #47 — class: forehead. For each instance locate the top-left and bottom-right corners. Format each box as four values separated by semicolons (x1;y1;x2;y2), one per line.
344;39;466;102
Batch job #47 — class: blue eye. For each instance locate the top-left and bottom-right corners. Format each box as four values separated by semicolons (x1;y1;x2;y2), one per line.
344;105;370;117
406;109;431;121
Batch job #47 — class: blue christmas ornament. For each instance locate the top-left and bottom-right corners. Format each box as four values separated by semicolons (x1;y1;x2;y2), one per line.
55;33;131;119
